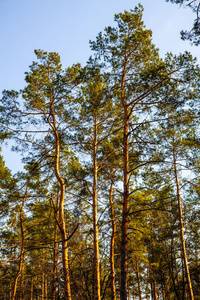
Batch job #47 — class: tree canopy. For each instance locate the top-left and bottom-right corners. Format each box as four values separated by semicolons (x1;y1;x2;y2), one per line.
0;4;200;300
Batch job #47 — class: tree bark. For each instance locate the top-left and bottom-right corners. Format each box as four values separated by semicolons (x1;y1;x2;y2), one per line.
173;144;194;300
50;101;72;300
93;114;101;300
19;259;24;300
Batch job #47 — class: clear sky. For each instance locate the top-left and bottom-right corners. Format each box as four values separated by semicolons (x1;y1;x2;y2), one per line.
0;0;199;173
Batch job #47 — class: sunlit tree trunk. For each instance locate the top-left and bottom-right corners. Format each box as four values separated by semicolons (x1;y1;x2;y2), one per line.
19;258;24;300
93;114;101;300
173;144;194;300
50;102;72;300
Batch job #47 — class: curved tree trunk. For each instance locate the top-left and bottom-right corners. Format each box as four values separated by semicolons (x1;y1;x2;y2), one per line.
173;144;194;300
50;103;71;300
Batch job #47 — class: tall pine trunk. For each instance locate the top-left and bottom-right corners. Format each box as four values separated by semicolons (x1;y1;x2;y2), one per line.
50;103;71;300
19;258;24;300
173;144;194;300
93;114;101;300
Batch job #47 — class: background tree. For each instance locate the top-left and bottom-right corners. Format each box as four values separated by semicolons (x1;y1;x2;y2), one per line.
166;0;200;45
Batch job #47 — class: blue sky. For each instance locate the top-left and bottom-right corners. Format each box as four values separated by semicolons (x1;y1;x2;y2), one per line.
1;0;199;173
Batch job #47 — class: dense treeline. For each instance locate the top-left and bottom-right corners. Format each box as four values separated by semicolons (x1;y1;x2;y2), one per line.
0;5;200;300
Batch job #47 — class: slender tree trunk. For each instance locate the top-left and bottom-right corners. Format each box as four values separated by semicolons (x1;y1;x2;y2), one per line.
12;196;26;300
121;57;129;300
57;154;71;300
19;260;24;300
151;280;157;300
93;114;101;300
173;145;194;300
50;103;72;300
109;180;116;300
